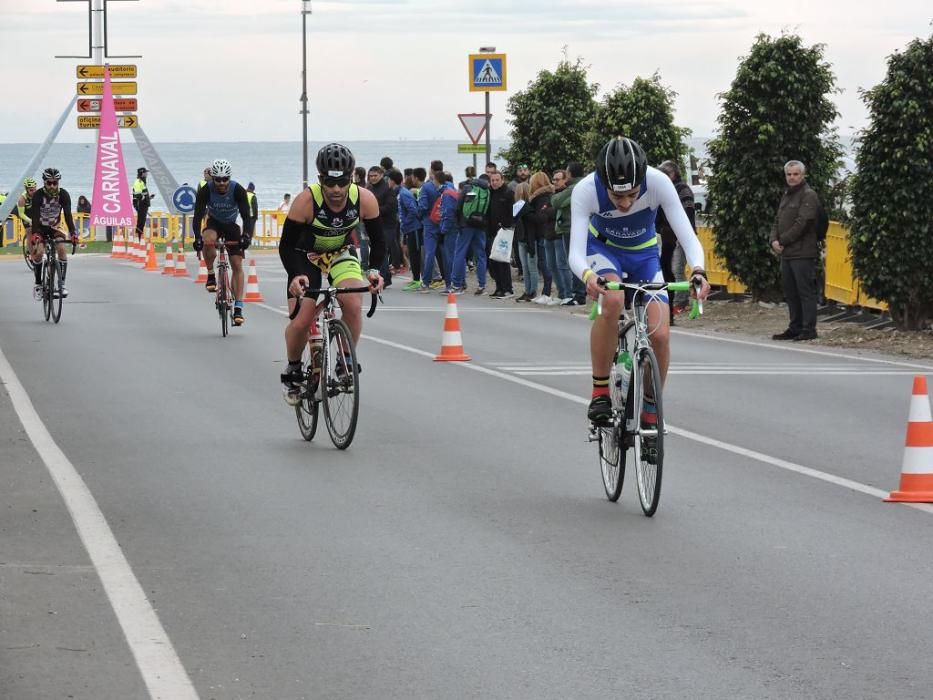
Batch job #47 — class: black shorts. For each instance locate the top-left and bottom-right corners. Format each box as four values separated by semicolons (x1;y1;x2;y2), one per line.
35;225;67;241
204;218;246;257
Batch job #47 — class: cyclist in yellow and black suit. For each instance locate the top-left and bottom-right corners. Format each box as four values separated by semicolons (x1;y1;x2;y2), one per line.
278;143;385;403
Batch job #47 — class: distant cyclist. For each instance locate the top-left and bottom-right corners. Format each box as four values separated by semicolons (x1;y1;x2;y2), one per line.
278;143;385;404
192;159;254;326
28;168;78;298
13;177;38;235
568;137;710;425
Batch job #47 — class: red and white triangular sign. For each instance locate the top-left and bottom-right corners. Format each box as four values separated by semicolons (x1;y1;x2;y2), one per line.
458;113;490;145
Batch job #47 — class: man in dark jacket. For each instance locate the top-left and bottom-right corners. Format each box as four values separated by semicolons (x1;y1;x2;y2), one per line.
656;161;696;319
367;165;399;287
485;170;514;298
770;160;822;341
551;161;586;305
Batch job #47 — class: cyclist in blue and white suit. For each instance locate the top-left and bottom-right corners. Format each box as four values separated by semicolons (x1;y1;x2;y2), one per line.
568;137;711;425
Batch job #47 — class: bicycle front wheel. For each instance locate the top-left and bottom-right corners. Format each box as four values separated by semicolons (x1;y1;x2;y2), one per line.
23;237;35;272
217;271;229;337
322;318;359;449
632;346;664;516
41;260;52;321
295;348;320;442
49;259;63;324
598;425;625;501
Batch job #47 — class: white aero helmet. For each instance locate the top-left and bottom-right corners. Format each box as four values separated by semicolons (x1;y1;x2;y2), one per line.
210;159;232;177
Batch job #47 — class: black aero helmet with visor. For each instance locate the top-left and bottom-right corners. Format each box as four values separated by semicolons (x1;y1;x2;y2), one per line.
42;167;62;182
596;137;647;194
316;143;355;186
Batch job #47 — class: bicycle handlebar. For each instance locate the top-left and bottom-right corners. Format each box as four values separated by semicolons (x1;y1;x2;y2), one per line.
588;279;703;321
289;285;381;321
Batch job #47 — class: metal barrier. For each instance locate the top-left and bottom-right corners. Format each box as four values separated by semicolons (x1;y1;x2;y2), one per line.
823;221;859;305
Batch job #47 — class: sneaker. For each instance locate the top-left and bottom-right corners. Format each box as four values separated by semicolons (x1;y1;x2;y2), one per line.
59;285;68;298
429;279;445;289
516;293;532;303
771;329;799;341
532;294;550;305
558;297;574;305
205;273;217;292
474;287;485;296
280;366;304;406
233;306;245;326
547;297;563;306
418;285;432;294
490;291;505;299
33;284;43;300
587;395;613;425
450;287;465;295
500;291;515;299
792;330;818;341
404;280;422;291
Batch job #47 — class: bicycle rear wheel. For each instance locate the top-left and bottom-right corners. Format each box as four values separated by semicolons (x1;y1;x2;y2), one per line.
598;424;625;501
49;259;63;324
322;318;359;449
295;346;320;442
632;346;664;516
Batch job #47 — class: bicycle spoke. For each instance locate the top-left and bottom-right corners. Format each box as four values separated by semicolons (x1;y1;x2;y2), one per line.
322;319;359;449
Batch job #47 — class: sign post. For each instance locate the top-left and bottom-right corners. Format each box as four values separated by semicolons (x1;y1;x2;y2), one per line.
469;50;507;167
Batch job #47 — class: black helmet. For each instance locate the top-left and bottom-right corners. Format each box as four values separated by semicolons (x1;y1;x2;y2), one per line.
42;167;62;181
316;143;355;178
596;137;647;194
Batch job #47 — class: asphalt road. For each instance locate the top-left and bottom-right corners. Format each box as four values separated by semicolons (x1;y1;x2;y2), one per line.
2;254;933;700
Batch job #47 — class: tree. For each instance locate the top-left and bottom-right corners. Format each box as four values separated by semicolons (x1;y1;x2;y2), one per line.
585;72;691;172
848;35;933;330
706;33;842;300
499;58;598;176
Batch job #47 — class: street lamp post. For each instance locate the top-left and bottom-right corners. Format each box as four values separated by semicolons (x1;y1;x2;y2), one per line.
300;0;311;189
479;46;495;168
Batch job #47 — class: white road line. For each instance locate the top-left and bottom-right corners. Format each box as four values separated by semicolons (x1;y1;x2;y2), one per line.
0;347;200;700
508;370;925;376
672;327;933;371
256;303;932;513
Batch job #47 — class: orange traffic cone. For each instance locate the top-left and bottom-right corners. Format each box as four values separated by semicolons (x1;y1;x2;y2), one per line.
194;255;208;284
434;293;471;362
244;258;265;302
162;243;175;275
110;229;125;258
174;242;189;277
885;376;933;503
143;241;159;271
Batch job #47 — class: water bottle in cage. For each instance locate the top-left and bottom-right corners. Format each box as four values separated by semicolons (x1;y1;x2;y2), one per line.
611;350;632;409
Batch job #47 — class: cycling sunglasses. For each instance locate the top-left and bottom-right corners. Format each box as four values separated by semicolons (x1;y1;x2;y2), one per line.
212;176;230;183
320;175;351;188
44;179;60;186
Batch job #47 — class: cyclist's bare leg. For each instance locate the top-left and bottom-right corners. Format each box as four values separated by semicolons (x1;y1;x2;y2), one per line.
28;233;43;264
55;237;68;262
645;300;671;392
230;253;245;301
202;229;218;272
336;277;368;344
286;299;319;363
590;273;623;379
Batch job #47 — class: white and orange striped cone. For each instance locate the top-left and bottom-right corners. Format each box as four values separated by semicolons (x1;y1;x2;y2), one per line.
885;376;933;503
174;242;189;277
110;229;125;258
143;241;159;271
434;293;471;362
243;258;265;302
162;243;175;275
122;229;131;258
131;237;142;264
193;255;208;284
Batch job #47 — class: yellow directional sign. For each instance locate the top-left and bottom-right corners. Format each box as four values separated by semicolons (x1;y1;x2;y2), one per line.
77;115;138;129
457;144;487;154
76;81;137;96
76;64;137;79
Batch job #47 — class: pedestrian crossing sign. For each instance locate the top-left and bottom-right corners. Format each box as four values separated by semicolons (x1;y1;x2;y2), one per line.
469;53;507;92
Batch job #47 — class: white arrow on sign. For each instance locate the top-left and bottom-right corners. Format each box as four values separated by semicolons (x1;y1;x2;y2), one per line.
458;113;490;146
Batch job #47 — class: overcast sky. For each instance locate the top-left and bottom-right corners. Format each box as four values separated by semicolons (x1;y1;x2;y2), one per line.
0;0;928;143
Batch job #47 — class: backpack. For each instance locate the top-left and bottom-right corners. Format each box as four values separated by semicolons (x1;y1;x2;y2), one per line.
429;186;457;224
815;201;829;242
461;182;490;226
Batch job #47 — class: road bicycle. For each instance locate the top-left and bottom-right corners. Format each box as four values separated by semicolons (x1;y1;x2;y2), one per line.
289;285;379;449
206;237;234;337
588;278;700;515
35;232;76;324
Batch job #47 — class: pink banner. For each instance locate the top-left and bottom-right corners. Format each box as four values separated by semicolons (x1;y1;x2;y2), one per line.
90;66;135;227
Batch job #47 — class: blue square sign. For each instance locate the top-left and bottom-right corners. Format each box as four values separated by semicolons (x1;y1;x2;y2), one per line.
469;53;507;92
